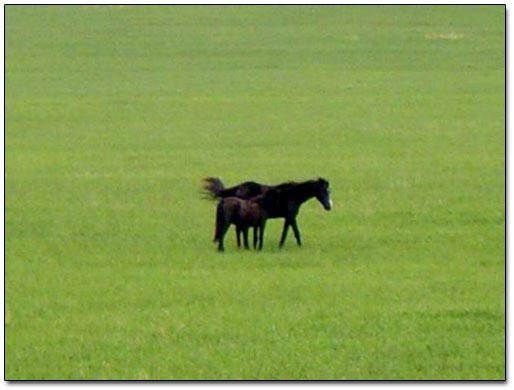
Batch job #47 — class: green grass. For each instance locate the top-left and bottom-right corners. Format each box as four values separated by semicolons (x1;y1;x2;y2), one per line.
5;5;505;380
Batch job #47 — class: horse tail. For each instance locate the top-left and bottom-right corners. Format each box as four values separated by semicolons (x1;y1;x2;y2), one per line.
213;199;226;242
202;177;226;200
202;177;240;199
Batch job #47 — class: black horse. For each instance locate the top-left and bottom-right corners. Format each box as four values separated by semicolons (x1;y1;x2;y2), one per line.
203;177;332;247
214;190;280;251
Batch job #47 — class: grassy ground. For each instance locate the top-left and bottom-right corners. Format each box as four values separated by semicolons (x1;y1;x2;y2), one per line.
5;5;505;380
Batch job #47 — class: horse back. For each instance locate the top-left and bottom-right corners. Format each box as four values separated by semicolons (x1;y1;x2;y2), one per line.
233;182;268;199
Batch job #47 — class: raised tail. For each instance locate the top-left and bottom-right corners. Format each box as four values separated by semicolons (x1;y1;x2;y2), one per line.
202;177;226;200
202;177;243;200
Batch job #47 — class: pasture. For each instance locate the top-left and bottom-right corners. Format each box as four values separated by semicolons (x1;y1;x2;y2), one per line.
5;5;505;380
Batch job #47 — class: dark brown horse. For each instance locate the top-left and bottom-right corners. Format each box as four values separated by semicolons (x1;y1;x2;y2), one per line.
204;177;332;247
213;194;271;252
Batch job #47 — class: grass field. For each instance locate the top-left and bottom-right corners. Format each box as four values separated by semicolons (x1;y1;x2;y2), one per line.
5;5;505;380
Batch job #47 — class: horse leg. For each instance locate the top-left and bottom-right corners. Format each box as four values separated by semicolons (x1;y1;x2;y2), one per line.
253;227;258;249
279;220;290;248
243;228;250;249
258;221;266;250
291;218;302;246
218;235;224;252
236;226;242;248
218;223;230;252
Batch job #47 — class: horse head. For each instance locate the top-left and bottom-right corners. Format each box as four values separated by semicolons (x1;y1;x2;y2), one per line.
315;178;332;211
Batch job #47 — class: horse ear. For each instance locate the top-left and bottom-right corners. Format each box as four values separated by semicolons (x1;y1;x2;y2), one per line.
318;177;329;188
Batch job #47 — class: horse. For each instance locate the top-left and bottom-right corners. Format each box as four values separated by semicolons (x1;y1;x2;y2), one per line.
213;193;274;252
203;177;332;247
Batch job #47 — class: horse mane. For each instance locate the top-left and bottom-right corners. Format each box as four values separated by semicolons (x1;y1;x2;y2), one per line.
274;178;328;194
273;181;299;192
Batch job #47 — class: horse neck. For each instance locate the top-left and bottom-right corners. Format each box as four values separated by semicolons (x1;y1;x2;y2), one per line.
284;182;318;205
